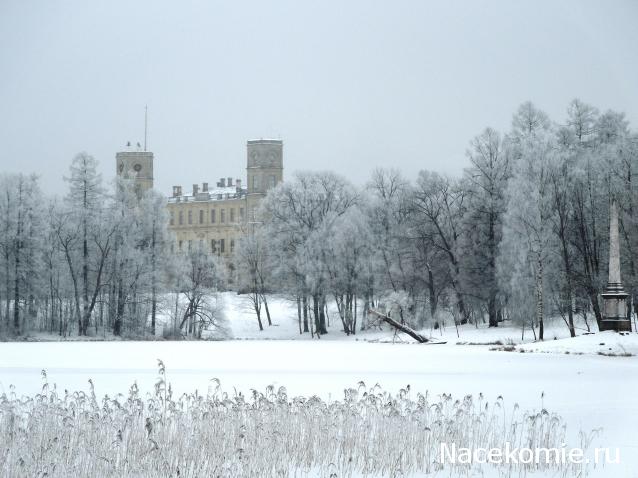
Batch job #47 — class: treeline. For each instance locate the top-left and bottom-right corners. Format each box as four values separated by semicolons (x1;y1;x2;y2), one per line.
240;100;638;339
0;154;224;338
2;99;636;339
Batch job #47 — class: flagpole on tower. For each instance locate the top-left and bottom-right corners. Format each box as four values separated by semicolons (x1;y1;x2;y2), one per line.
144;105;148;152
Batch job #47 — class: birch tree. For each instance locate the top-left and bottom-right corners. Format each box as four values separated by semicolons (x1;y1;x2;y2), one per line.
500;132;556;340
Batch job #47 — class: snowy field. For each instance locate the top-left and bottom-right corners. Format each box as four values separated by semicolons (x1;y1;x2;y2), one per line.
2;293;638;476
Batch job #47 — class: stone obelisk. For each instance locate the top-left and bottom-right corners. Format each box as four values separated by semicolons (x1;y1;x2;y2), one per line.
600;199;631;331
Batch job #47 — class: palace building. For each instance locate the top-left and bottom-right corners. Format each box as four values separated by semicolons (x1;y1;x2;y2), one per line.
115;139;283;256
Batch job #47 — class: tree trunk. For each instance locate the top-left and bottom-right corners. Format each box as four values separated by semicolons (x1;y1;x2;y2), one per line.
488;212;498;328
334;293;349;335
536;252;544;341
362;292;369;331
353;293;357;334
13;243;20;335
302;295;309;332
151;224;157;336
254;293;263;331
82;234;88;335
368;309;430;343
488;295;498;328
262;294;272;326
4;250;10;331
13;197;22;335
318;295;328;334
312;295;321;335
113;280;124;336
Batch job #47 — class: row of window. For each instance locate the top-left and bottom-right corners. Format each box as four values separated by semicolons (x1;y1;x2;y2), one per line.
170;207;245;226
251;175;277;191
171;238;235;254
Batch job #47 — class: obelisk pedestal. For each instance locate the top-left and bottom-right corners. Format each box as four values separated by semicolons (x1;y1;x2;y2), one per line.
600;200;631;331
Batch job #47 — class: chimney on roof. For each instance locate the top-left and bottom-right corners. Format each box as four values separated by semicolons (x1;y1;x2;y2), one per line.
202;182;208;192
220;178;226;187
227;177;233;187
236;179;242;191
193;184;199;195
173;186;182;197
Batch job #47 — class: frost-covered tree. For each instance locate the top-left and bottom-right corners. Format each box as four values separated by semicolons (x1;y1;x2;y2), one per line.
324;207;373;335
412;171;469;324
261;171;358;336
108;177;142;336
2;99;636;341
366;169;412;296
101;177;173;337
138;189;172;335
462;128;511;327
62;153;115;336
236;224;273;331
560;100;607;329
0;174;43;335
174;246;225;339
499;131;557;340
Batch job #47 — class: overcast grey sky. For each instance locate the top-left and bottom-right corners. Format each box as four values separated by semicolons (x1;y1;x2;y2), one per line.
1;0;637;195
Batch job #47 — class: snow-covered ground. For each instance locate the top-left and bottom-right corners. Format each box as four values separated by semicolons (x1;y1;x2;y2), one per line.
208;293;638;357
2;293;638;476
516;330;638;356
1;341;637;476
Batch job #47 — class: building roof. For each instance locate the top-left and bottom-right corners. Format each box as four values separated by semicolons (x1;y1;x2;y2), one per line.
247;139;283;144
167;185;247;203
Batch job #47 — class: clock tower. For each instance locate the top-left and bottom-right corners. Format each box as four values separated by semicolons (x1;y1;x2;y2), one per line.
116;147;154;197
246;139;283;221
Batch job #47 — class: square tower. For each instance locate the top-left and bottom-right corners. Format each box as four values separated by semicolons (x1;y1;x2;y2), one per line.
246;139;283;220
116;150;154;196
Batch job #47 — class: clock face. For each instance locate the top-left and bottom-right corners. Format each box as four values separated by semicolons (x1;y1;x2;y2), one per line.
133;163;142;172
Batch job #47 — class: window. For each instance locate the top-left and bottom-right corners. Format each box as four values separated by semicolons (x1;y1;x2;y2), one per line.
170;211;174;226
220;238;225;253
199;210;204;224
178;240;183;252
170;243;174;253
188;210;192;225
211;239;217;253
179;211;183;225
230;208;235;223
269;175;276;188
240;207;245;221
252;175;259;191
188;240;192;251
199;239;204;250
230;239;235;253
221;209;225;223
211;209;216;223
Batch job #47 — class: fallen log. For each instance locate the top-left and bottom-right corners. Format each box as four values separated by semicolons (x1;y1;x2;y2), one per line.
368;309;430;343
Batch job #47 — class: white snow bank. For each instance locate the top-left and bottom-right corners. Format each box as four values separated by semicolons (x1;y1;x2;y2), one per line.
517;330;638;356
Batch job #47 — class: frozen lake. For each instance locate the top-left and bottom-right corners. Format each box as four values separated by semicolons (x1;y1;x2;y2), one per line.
1;340;637;476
